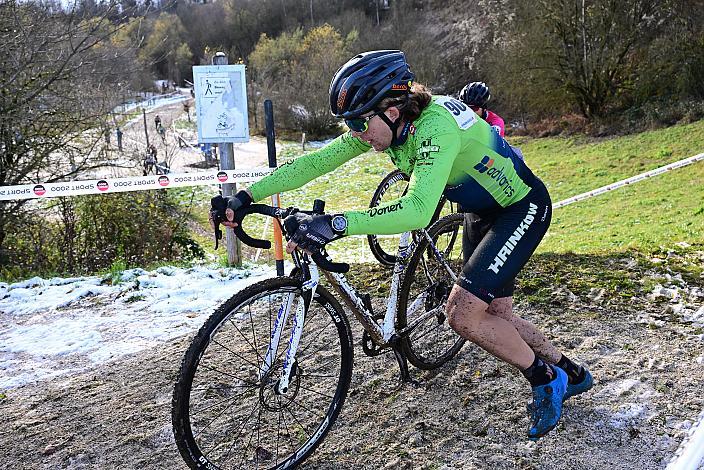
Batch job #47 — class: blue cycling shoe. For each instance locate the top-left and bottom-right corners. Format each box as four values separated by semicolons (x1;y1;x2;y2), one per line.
564;368;593;401
528;366;568;440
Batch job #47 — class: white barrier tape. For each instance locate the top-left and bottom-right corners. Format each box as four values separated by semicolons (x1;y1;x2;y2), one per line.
3;151;703;205
552;152;704;209
0;168;273;200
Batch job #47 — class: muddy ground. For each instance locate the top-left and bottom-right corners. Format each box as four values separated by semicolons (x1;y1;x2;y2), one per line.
1;251;703;469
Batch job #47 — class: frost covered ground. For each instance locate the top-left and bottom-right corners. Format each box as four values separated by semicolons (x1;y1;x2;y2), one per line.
0;265;276;389
0;254;702;469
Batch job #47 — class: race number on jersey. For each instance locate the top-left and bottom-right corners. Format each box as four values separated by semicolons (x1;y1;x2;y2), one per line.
435;96;478;130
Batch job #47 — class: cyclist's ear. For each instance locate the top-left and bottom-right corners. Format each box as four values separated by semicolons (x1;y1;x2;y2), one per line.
385;106;401;122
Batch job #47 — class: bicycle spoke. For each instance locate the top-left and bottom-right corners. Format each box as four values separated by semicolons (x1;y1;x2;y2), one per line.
173;279;351;470
226;317;263;366
300;372;338;380
196;362;255;385
247;307;265;369
297;384;334;400
190;387;257;416
295;318;335;359
210;337;261;371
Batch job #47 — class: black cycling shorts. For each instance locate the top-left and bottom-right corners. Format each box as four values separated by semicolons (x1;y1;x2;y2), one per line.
456;179;552;303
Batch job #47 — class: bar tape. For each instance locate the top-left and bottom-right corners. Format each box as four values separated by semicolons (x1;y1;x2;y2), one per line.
0;168;273;201
552;152;704;209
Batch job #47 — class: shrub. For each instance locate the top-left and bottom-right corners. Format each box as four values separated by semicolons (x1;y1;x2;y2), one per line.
0;191;204;280
249;24;355;138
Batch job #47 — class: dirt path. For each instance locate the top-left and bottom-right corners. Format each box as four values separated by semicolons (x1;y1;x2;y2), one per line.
1;255;702;469
104;92;270;178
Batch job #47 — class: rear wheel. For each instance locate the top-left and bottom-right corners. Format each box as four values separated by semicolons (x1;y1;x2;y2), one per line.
367;170;453;266
397;214;466;370
172;277;354;469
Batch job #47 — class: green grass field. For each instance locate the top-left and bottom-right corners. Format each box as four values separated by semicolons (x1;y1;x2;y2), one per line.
521;120;704;253
195;119;704;264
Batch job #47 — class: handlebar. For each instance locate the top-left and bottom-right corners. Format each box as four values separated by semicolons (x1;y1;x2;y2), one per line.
231;201;350;274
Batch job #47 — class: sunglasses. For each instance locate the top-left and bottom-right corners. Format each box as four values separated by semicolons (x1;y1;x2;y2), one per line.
345;110;383;133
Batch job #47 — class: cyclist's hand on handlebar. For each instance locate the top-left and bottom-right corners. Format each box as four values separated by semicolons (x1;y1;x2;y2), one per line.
223;190;253;228
283;212;347;253
209;190;253;248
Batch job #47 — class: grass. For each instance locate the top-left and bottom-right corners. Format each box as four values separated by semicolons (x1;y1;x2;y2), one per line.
185;118;704;267
521;119;704;253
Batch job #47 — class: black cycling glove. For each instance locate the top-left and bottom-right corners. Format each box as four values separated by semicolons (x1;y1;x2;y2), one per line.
283;212;347;252
226;190;253;213
209;190;253;248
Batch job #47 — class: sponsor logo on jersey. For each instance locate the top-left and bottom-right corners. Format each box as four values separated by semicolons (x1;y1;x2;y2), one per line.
488;203;537;274
474;156;516;198
415;138;439;166
367;200;403;217
474;155;494;173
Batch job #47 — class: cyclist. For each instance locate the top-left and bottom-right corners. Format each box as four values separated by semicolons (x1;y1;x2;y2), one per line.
460;80;524;161
217;50;593;440
459;81;523;289
144;144;157;175
459;81;505;136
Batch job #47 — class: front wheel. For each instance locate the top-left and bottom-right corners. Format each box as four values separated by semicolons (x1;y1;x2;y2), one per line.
172;277;354;469
397;213;466;370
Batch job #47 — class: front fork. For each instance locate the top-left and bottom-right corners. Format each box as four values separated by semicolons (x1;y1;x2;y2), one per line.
260;263;319;394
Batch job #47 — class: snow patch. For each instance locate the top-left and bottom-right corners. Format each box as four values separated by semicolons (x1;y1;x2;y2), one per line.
0;264;276;389
609;403;648;429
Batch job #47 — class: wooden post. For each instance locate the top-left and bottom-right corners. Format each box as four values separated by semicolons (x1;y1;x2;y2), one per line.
213;52;242;266
265;99;285;276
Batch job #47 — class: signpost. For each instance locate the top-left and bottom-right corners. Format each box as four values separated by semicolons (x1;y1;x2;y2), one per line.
193;53;249;265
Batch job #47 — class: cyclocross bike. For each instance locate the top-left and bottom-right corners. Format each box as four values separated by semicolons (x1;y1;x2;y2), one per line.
172;199;466;469
367;169;456;266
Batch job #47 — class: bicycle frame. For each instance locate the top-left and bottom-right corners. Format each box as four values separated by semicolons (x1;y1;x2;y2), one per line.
262;220;458;388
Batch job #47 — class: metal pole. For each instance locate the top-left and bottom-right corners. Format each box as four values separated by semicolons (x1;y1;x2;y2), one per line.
213;52;242;266
142;109;150;147
264;100;285;276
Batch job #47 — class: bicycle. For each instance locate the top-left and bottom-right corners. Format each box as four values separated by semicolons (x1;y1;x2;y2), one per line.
367;169;456;266
172;199;467;469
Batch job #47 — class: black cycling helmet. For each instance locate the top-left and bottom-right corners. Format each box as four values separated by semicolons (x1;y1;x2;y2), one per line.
459;81;491;108
329;50;415;119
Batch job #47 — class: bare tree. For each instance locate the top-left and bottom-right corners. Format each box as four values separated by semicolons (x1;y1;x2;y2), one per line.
534;0;667;117
0;0;138;259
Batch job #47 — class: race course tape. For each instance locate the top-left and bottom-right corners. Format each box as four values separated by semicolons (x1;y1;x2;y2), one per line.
2;152;703;202
0;168;273;201
552;152;704;209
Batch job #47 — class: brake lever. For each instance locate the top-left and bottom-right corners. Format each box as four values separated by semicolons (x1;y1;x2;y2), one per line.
211;210;225;250
210;195;229;250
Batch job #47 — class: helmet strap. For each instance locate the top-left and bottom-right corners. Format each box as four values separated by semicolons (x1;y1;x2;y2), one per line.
377;95;411;147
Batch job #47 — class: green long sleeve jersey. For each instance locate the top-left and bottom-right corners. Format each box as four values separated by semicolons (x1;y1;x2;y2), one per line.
249;96;539;236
